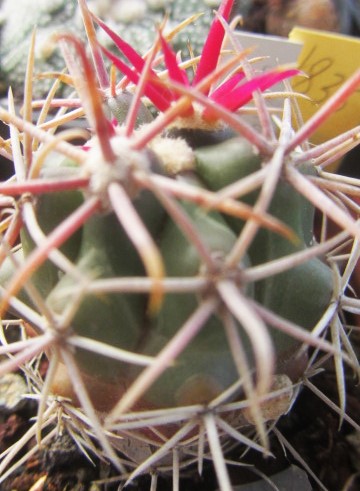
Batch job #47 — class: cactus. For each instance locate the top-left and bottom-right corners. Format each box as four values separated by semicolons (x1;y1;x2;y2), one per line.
0;0;360;489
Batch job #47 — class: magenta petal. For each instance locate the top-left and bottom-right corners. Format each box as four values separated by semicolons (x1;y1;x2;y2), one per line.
94;13;173;101
101;46;171;112
193;0;235;90
160;33;189;88
210;72;246;101
208;68;300;114
94;14;148;74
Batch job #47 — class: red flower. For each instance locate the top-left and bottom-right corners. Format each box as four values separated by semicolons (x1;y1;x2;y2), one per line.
95;0;299;121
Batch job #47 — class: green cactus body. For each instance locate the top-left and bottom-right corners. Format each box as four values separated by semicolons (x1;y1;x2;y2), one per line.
45;180;166;380
20;189;84;300
18;159;254;407
17;136;334;407
46;212;144;376
42;170;253;404
106;91;154;126
17;157;84;303
195;137;334;335
139;194;251;407
10;125;334;418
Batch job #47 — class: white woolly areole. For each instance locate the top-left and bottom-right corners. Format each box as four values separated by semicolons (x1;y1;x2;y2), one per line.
148;135;195;175
84;135;150;208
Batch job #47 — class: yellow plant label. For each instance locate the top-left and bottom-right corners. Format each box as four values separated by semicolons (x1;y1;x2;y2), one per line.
289;27;360;145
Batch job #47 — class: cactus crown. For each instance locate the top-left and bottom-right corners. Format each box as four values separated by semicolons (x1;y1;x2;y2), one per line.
0;0;360;489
